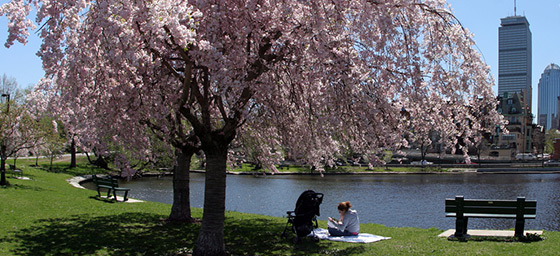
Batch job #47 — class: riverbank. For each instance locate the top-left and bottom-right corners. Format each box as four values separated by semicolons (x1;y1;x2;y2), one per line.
224;164;560;175
2;161;560;255
152;165;465;176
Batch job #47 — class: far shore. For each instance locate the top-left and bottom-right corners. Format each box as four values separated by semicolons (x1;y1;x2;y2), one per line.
145;167;560;177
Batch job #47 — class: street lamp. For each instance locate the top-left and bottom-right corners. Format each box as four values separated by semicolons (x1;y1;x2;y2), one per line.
1;94;9;113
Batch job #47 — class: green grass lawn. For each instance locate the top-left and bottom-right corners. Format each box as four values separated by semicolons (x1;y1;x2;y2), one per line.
2;160;559;255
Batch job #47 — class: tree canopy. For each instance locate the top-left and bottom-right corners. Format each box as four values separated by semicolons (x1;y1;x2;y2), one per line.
0;83;47;185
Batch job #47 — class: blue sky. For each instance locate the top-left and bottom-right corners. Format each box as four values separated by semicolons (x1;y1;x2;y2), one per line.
447;0;560;113
1;0;559;113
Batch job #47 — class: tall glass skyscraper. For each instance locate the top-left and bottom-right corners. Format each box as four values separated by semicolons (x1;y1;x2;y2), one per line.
498;16;532;110
537;64;560;130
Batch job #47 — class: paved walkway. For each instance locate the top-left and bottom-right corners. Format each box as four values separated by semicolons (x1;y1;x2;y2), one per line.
438;229;543;238
13;176;31;180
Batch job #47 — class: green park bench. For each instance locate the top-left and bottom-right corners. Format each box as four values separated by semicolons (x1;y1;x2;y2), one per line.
8;164;23;178
92;174;131;202
445;195;537;238
278;164;289;170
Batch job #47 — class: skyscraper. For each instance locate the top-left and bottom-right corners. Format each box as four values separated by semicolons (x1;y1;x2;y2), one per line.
498;15;532;110
537;64;560;130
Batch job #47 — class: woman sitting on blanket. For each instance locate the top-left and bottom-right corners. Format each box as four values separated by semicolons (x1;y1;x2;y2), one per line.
328;201;360;236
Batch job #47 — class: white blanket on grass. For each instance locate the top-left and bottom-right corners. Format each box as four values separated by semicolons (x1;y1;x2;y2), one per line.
309;228;391;243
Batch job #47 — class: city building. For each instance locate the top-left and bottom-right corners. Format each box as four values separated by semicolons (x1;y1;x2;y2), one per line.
498;15;532;111
537;64;560;130
493;92;534;155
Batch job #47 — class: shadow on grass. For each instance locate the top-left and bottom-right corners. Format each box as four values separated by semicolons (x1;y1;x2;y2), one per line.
88;196;119;204
4;183;48;191
448;234;544;243
9;212;356;255
224;215;367;255
20;160;110;177
39;164;107;176
9;213;199;255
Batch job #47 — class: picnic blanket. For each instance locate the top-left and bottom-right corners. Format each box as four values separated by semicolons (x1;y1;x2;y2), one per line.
309;228;391;243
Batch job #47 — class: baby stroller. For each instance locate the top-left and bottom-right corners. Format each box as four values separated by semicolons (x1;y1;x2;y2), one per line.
281;190;324;243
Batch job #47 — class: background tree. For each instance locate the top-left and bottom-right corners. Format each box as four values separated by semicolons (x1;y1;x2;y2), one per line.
26;83;77;169
532;126;545;157
2;0;504;254
39;119;66;171
471;135;492;165
545;129;560;154
0;94;43;185
1;74;17;95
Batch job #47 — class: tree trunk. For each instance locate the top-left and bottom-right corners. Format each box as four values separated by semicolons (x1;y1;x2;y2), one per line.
168;147;194;222
94;154;109;169
193;147;228;256
70;137;76;168
477;149;481;167
421;143;426;162
420;143;427;168
1;144;7;186
49;154;54;171
0;158;6;186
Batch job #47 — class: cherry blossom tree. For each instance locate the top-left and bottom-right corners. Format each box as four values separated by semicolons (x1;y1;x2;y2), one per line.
0;95;44;185
2;0;504;254
40;119;66;170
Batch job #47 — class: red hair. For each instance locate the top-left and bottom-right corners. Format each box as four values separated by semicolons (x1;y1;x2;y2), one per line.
337;201;352;211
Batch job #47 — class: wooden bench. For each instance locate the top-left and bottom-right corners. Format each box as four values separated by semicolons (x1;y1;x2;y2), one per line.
445;196;536;238
9;164;23;178
92;174;130;202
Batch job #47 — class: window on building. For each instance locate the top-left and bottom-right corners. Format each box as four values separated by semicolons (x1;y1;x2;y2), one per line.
502;134;516;141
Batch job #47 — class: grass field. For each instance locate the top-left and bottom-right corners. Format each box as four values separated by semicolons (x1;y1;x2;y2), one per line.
1;158;559;255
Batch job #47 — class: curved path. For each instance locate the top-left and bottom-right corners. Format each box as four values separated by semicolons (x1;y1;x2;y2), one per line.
67;175;143;203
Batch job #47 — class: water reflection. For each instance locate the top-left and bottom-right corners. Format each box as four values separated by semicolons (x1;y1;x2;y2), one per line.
84;173;560;231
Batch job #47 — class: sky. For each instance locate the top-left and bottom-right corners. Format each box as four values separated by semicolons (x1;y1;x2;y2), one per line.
1;0;559;113
447;0;560;114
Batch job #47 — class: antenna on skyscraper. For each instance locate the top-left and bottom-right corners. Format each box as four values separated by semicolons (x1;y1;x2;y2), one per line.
514;0;517;16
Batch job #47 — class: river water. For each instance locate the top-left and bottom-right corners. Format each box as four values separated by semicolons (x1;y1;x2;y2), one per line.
87;172;560;231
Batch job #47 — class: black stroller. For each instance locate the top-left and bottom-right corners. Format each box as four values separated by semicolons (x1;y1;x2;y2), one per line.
281;190;324;243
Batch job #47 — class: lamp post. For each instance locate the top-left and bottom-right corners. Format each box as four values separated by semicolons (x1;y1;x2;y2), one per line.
0;93;9;186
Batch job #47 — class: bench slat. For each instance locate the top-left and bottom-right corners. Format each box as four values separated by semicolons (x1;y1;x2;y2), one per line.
446;213;537;219
95;181;116;186
445;206;537;215
445;199;536;208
